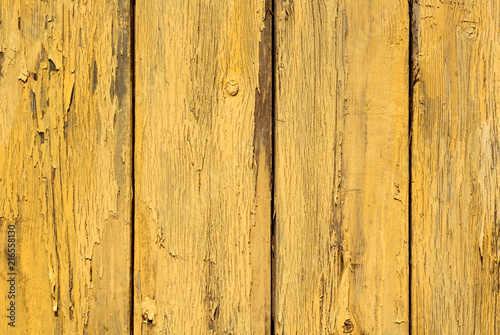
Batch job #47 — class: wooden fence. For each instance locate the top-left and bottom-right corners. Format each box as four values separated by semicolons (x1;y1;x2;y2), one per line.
1;0;498;333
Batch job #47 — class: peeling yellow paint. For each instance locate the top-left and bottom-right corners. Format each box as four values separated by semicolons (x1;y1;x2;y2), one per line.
3;0;499;333
274;0;409;333
411;0;500;333
134;0;272;333
0;0;132;333
142;297;157;325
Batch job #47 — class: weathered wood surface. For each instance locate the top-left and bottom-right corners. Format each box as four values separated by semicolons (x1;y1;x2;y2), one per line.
134;0;272;333
273;1;410;333
411;0;500;333
4;0;500;333
0;0;133;333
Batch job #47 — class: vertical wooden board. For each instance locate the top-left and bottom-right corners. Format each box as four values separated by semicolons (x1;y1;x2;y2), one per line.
134;0;272;333
412;0;500;333
274;1;409;333
0;0;132;333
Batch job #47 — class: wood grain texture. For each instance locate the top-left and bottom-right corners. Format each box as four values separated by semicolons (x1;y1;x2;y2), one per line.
273;1;409;333
134;0;272;333
411;0;500;333
0;0;132;333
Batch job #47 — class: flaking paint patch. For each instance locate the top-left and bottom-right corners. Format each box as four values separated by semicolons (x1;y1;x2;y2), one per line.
0;0;133;333
274;0;409;333
134;0;272;333
141;297;157;325
30;90;37;118
92;59;98;94
412;0;500;332
0;52;4;77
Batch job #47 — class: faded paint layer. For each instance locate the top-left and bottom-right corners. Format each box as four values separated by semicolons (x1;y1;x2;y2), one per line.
0;0;132;333
412;0;500;333
274;0;409;333
134;0;272;333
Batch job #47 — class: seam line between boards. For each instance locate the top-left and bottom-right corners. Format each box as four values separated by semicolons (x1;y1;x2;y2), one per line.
130;0;136;332
408;0;415;333
270;0;276;333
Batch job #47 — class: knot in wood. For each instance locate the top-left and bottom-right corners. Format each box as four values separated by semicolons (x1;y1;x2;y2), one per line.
343;319;354;333
224;80;239;96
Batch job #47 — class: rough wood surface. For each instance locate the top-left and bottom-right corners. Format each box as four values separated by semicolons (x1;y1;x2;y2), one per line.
134;0;272;333
411;0;500;333
0;0;132;333
273;1;410;333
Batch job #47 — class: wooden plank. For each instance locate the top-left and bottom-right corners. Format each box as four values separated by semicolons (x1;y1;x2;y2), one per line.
134;0;272;333
411;0;500;332
0;0;132;333
274;1;409;333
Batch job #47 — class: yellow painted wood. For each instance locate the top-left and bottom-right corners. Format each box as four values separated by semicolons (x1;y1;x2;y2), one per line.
411;0;500;333
274;1;409;333
134;0;272;333
0;0;132;333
